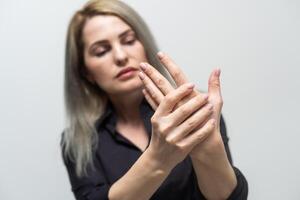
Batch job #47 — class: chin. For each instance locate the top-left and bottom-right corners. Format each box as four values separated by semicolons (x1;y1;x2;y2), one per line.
112;78;143;95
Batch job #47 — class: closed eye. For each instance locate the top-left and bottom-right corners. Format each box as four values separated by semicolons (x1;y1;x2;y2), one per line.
125;38;136;45
94;45;111;57
121;33;137;45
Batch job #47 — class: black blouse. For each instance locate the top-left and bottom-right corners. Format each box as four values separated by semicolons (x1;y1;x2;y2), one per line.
62;99;248;200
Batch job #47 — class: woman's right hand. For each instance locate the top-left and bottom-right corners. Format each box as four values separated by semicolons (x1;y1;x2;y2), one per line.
144;81;216;171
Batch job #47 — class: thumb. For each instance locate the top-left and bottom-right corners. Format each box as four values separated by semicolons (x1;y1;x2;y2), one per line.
208;68;222;97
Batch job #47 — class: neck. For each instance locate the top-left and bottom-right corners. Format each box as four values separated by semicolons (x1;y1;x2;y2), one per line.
108;90;144;125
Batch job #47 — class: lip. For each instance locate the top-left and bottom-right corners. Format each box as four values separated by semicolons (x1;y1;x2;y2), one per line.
116;67;138;78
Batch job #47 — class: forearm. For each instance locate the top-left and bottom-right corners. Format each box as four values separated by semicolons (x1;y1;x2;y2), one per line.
191;140;237;200
108;147;171;200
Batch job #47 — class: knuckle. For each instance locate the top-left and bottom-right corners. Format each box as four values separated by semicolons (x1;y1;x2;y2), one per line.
155;78;164;87
151;116;158;127
165;136;176;145
210;120;216;129
187;119;196;128
148;89;157;100
180;107;190;116
172;70;181;81
175;143;186;153
206;108;213;115
191;96;202;107
196;132;205;141
198;128;209;138
160;54;169;63
210;78;220;86
206;103;213;111
205;121;215;132
146;67;153;75
179;84;188;91
157;124;171;136
217;98;223;106
157;125;165;135
197;95;206;103
165;93;175;103
213;81;220;87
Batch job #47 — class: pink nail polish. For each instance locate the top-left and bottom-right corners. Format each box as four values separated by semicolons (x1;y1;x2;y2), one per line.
139;72;145;80
187;83;195;89
140;63;147;71
157;51;164;59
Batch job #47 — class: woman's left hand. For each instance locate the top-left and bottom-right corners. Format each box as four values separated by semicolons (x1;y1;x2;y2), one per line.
138;52;225;160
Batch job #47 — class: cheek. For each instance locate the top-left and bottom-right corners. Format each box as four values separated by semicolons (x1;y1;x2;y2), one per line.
87;66;112;91
138;45;147;60
85;54;110;75
129;42;147;60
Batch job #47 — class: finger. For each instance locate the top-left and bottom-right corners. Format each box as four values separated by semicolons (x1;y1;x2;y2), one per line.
208;68;223;119
157;52;189;86
139;71;164;105
140;62;174;95
208;68;222;97
156;52;206;107
177;118;215;149
140;61;195;112
166;103;213;143
155;83;195;116
169;93;209;126
142;89;158;110
172;87;203;111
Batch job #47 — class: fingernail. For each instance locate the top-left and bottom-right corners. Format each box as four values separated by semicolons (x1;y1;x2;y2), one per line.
138;72;145;80
187;83;195;89
140;63;147;71
215;69;221;77
157;51;164;59
203;94;209;100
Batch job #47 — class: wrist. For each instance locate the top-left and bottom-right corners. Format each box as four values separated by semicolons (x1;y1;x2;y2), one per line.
191;148;237;200
144;146;173;175
190;134;226;164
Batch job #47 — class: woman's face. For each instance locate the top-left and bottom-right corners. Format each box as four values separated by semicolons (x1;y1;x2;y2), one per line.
82;15;148;96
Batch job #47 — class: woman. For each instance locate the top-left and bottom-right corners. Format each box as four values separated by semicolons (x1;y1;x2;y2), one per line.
61;0;248;199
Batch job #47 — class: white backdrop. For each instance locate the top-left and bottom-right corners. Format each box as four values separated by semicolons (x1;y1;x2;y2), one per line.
1;0;299;199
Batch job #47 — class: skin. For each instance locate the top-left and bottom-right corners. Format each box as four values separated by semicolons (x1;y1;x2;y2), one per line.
139;52;238;199
81;14;236;200
138;54;223;157
107;81;217;200
82;15;150;150
82;15;147;96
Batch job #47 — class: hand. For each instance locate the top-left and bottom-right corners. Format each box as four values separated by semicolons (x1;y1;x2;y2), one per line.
142;81;216;171
139;52;225;159
139;53;238;199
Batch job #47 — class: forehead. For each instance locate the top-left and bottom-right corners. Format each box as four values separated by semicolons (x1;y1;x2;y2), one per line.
82;15;131;47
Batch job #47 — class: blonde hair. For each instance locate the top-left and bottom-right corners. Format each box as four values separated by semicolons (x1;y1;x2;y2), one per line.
62;0;171;177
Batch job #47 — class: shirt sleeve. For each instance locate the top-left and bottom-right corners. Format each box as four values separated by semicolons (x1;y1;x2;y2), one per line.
220;115;249;200
61;142;111;200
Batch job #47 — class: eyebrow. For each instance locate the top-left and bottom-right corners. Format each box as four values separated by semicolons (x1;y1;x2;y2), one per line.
88;29;134;53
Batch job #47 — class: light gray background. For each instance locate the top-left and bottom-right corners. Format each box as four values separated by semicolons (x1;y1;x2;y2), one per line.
0;0;299;199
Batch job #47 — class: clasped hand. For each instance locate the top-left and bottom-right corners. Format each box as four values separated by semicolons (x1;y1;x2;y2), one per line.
139;52;226;169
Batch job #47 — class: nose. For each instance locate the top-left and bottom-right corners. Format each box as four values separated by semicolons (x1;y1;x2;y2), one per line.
113;45;129;67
